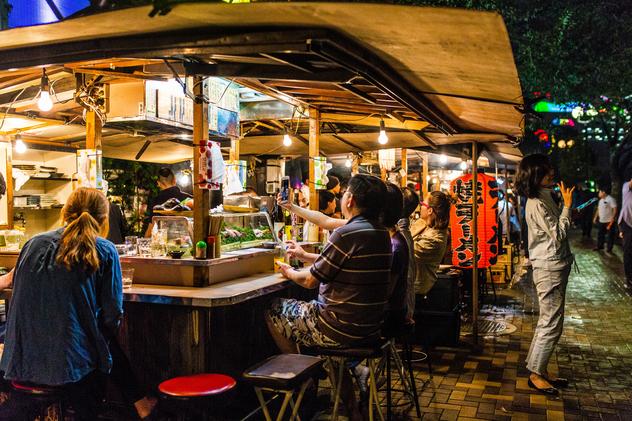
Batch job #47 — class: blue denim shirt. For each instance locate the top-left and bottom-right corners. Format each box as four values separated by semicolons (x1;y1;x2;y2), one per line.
0;229;123;385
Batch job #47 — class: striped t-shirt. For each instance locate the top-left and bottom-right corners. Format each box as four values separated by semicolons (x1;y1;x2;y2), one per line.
310;215;392;345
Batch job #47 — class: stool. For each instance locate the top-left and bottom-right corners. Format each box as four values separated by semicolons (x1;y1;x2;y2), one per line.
382;322;425;419
11;380;67;421
313;342;388;421
158;373;236;421
243;354;324;421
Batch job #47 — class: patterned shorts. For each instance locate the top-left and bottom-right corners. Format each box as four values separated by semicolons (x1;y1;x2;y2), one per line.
267;298;340;348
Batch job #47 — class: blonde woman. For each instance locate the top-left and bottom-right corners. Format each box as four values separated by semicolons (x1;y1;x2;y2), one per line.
0;188;122;420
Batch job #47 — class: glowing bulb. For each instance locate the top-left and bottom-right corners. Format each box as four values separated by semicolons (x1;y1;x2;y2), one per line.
378;118;388;144
557;139;566;148
15;139;27;154
439;154;448;164
459;161;467;171
283;133;292;146
344;158;352;168
177;172;190;186
378;130;388;145
37;90;53;111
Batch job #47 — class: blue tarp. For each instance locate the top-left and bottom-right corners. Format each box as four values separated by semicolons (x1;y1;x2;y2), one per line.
8;0;89;28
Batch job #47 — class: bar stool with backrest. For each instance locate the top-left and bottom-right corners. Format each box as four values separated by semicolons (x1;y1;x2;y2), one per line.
243;353;324;421
158;373;237;421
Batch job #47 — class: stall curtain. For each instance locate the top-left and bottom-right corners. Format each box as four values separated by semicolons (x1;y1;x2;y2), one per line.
449;173;499;268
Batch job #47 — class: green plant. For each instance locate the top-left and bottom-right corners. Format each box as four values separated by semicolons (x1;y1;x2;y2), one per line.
103;158;163;235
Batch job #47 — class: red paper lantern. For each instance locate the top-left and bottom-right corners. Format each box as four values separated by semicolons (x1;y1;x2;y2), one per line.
449;173;499;268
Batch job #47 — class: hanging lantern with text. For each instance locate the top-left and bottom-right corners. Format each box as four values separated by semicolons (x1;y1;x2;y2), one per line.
449;173;499;268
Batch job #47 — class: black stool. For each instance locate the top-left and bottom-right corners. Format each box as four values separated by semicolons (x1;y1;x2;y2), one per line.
10;380;67;421
313;341;388;421
243;354;324;421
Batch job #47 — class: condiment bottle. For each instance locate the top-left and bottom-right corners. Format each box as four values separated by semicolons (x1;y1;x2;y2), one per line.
195;240;207;259
206;236;216;259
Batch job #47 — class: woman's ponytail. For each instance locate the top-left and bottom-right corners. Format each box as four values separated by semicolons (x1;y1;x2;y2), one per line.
56;188;109;273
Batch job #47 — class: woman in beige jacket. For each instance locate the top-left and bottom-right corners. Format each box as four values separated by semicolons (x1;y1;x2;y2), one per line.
411;191;451;311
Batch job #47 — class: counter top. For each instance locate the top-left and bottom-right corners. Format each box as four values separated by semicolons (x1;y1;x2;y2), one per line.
123;271;290;307
119;247;277;267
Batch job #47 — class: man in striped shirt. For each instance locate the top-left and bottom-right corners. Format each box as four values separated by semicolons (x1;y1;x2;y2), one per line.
267;174;392;351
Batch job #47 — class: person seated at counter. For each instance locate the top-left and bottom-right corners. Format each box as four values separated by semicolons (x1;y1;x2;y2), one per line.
411;191;451;299
0;188;123;420
267;174;391;421
397;187;420;320
143;167;192;237
0;269;13;290
382;182;408;334
326;174;343;218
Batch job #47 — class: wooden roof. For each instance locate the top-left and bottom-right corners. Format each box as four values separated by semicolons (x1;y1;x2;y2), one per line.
0;3;523;161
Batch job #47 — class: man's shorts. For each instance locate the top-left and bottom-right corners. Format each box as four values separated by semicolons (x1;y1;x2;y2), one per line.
267;298;340;348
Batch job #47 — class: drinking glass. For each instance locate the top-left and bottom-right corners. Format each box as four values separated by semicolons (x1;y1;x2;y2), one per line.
137;238;152;257
121;268;134;289
115;244;128;256
125;236;138;256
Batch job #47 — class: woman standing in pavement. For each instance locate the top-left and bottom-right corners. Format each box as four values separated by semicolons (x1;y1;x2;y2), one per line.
516;154;574;396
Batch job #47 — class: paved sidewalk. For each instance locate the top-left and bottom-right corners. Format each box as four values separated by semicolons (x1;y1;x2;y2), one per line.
406;233;632;420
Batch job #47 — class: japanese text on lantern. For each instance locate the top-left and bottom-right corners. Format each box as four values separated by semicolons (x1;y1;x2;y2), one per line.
449;174;499;268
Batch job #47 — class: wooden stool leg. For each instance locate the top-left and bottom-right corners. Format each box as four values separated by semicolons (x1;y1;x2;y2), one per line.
288;381;309;421
275;391;293;421
330;357;345;421
386;349;392;421
254;387;273;421
368;359;385;421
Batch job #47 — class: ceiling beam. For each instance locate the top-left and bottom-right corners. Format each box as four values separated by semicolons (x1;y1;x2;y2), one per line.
319;113;429;131
69;67;168;82
408;129;437;149
184;62;354;83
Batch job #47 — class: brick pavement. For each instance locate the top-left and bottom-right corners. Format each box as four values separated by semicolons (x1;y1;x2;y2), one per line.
397;233;632;421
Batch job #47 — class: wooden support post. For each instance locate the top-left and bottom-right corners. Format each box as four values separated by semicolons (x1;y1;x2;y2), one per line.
351;153;360;175
193;76;210;284
401;148;408;187
471;142;479;345
229;138;240;161
85;110;102;150
422;152;429;198
309;108;320;212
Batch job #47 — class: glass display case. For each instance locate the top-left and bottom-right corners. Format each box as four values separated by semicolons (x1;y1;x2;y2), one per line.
220;211;277;252
152;216;194;257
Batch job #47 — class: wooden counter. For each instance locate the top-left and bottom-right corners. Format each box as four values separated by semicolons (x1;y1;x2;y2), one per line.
123;272;290;307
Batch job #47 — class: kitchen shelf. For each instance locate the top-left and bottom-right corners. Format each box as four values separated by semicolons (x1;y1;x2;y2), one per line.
27;177;71;182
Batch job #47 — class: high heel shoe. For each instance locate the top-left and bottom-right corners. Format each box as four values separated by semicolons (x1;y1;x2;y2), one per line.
528;378;559;396
547;377;569;388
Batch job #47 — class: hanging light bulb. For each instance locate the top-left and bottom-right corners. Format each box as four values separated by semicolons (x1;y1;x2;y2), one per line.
14;133;27;154
283;133;292;147
37;69;53;112
344;156;352;168
439;154;448;164
378;117;388;145
459;160;467;171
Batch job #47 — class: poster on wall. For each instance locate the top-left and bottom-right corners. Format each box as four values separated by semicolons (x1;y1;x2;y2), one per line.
449;173;499;268
76;149;103;190
0;142;12;228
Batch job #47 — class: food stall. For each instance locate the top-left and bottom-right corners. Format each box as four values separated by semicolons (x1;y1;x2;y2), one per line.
0;2;524;401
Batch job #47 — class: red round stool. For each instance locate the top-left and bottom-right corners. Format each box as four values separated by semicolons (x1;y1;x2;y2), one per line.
158;374;236;420
11;380;67;420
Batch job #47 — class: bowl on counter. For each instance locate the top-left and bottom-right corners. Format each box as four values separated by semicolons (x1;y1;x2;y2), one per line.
167;250;186;259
